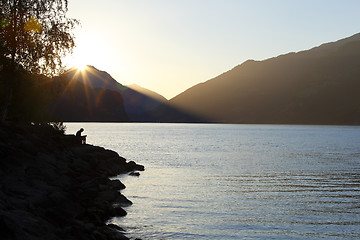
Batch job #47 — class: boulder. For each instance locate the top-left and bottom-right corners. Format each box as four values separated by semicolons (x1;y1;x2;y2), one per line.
129;171;140;176
127;161;145;172
108;179;126;190
0;123;145;240
114;194;133;207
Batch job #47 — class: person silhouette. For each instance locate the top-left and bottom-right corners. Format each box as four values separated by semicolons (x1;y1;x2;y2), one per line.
76;128;87;144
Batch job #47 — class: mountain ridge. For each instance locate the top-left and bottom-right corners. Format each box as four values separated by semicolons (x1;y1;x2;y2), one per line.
162;32;360;124
50;66;171;122
127;84;167;102
51;32;360;124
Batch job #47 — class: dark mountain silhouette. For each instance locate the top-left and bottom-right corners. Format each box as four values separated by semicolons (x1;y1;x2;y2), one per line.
157;33;360;124
50;74;129;121
50;66;170;121
124;84;200;122
120;85;167;121
127;84;167;103
61;66;127;92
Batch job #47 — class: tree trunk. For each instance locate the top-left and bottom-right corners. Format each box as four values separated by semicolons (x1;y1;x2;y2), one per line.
1;87;13;122
1;0;18;122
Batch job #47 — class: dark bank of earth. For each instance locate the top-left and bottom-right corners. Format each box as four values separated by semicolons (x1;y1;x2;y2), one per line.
0;123;144;240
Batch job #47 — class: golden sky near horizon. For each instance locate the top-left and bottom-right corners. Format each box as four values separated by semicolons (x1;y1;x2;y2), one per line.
63;0;360;99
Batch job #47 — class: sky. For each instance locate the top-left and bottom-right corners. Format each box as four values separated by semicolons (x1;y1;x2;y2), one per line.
63;0;360;99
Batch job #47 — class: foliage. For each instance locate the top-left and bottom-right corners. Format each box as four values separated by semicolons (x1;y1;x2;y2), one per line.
0;0;78;122
0;0;79;76
49;121;66;134
7;70;54;123
27;121;66;137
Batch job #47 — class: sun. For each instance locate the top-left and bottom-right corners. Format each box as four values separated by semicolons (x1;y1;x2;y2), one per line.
75;63;88;71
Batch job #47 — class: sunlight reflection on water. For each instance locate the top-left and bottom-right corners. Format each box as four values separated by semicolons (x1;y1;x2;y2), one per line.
66;123;360;239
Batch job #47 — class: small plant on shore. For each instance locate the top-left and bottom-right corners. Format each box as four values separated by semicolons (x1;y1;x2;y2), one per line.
49;122;66;135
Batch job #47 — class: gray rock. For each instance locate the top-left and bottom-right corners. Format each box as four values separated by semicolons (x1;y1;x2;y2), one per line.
129;171;140;176
0;123;145;240
109;179;126;190
97;190;120;202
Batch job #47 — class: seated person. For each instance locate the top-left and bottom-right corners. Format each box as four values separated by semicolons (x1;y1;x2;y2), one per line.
76;128;87;144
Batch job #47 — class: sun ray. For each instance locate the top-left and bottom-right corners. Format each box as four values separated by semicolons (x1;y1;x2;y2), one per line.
75;63;88;71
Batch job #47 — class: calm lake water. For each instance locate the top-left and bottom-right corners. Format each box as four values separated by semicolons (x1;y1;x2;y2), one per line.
66;123;360;240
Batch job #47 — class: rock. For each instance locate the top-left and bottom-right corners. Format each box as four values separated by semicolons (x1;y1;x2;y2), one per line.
0;215;16;240
101;225;129;240
27;194;49;210
69;157;91;173
127;161;145;172
108;205;127;217
106;223;125;232
48;190;66;202
92;230;108;240
108;179;126;190
0;123;144;240
129;171;140;176
97;190;120;202
114;193;133;206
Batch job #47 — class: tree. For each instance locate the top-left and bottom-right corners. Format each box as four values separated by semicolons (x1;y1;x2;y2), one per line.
0;0;78;121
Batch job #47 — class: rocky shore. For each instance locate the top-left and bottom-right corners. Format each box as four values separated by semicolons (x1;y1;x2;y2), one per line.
0;123;144;240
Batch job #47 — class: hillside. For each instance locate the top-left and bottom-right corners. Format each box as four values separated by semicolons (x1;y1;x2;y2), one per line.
51;66;168;122
127;84;167;103
163;33;360;124
50;74;129;122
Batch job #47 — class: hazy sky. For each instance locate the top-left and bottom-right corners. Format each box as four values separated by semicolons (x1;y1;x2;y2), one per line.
64;0;360;99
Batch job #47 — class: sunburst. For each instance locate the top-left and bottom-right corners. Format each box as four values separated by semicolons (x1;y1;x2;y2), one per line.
75;63;88;71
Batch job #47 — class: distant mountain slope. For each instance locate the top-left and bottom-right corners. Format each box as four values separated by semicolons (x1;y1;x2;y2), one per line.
62;65;127;92
54;66;168;121
50;75;129;122
127;84;167;103
120;85;167;121
164;33;360;124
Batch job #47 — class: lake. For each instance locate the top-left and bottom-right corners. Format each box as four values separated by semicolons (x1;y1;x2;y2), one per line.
65;123;360;239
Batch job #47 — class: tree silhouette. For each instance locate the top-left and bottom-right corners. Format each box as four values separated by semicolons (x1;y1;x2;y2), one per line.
0;0;78;121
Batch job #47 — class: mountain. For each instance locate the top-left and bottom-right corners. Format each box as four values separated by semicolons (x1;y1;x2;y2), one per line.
159;33;360;124
61;65;127;92
50;66;169;121
50;74;129;122
120;85;167;121
127;84;167;103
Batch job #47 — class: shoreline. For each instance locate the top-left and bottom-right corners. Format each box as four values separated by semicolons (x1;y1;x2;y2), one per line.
0;123;144;240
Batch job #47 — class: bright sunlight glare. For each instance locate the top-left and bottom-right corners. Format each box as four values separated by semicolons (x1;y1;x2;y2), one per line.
75;63;88;71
